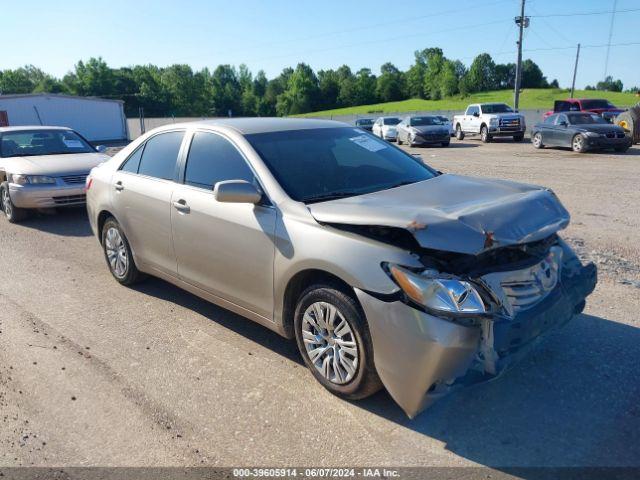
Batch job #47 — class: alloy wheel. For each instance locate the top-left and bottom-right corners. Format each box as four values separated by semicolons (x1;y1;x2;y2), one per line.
301;301;359;385
105;227;128;278
2;188;12;218
533;133;542;148
573;135;584;152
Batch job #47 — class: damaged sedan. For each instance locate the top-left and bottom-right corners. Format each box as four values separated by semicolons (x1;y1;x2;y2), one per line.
86;118;596;418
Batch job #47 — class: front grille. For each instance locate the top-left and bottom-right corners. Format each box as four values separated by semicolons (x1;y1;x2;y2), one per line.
498;117;521;131
605;132;615;139
53;194;86;205
481;246;562;315
61;174;88;185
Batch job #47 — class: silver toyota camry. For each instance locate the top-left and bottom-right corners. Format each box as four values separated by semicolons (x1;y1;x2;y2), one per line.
86;118;596;418
0;126;109;223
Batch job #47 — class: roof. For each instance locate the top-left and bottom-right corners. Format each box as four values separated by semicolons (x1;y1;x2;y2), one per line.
0;125;73;133
165;117;349;135
0;93;124;104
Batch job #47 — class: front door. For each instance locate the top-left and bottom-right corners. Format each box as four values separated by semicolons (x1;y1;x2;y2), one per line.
171;131;276;319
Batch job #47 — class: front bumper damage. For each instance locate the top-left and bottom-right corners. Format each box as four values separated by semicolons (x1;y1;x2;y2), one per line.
356;250;597;418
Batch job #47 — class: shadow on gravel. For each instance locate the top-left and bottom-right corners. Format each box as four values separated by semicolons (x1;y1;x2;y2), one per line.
133;277;302;364
18;207;92;237
357;313;640;470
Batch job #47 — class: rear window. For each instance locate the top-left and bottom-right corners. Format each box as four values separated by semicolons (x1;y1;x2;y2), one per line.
581;99;615;110
383;118;400;126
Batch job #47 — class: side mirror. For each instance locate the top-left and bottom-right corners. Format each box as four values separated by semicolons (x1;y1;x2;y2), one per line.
95;145;107;153
214;180;262;204
472;112;480;117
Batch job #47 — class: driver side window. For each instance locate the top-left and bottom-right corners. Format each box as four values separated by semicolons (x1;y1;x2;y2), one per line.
184;132;255;190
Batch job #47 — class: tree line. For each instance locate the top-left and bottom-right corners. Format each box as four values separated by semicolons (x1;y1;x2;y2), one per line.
0;48;629;117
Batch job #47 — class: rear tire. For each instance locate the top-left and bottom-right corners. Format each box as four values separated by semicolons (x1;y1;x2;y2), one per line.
481;125;491;143
1;182;29;224
455;124;465;140
572;134;587;153
397;135;403;146
101;217;145;285
294;283;382;400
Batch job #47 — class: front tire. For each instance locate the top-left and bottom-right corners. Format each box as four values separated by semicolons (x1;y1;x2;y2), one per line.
572;134;587;153
294;284;382;400
481;125;491;143
455;124;465;140
101;218;144;285
532;132;544;149
1;182;29;224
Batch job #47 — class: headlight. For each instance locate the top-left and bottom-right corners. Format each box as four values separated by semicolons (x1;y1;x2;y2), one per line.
384;263;486;315
489;118;498;126
10;174;29;185
584;131;601;138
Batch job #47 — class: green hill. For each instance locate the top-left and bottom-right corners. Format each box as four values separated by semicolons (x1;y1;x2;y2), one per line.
296;89;639;117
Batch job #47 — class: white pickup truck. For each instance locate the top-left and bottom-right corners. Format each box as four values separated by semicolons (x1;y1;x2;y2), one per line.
453;103;526;142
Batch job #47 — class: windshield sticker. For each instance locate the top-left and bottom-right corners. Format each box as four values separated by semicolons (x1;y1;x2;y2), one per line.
63;139;84;148
349;134;387;152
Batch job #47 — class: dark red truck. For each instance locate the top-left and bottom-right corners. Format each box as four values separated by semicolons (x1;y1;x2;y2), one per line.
543;98;625;123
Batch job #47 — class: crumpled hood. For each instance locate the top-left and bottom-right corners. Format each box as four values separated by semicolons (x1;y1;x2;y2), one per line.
307;174;570;255
0;153;109;176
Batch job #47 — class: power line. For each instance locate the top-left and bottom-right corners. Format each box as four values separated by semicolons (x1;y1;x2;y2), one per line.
529;7;639;17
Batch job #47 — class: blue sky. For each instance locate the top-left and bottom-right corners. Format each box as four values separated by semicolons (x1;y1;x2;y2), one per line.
3;0;639;89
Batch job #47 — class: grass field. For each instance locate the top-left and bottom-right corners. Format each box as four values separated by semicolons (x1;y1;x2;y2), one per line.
296;88;639;117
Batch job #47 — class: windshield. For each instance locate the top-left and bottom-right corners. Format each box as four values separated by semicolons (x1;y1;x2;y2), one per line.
383;118;401;126
567;113;608;125
0;129;94;158
436;116;450;123
356;119;373;126
581;99;616;110
410;116;444;126
482;104;513;113
246;127;436;203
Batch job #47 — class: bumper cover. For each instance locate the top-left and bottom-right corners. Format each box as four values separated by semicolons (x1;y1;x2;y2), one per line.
411;134;450;145
9;183;86;209
356;259;597;418
585;136;632;149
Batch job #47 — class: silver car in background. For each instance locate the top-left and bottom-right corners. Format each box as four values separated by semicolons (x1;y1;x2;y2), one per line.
86;118;596;418
396;115;451;147
0;126;109;223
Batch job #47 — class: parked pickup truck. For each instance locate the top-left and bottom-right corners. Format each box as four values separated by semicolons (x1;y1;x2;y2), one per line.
453;103;526;142
543;98;625;123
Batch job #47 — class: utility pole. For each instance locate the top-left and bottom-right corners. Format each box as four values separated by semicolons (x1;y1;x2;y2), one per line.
570;43;581;98
604;0;617;79
513;0;529;112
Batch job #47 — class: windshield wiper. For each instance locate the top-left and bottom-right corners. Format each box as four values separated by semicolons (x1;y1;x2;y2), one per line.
304;190;366;204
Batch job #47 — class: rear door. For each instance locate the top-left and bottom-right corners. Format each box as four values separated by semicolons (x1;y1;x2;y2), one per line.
111;129;186;276
170;130;276;319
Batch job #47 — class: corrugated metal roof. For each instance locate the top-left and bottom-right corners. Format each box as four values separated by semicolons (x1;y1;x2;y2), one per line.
0;93;124;104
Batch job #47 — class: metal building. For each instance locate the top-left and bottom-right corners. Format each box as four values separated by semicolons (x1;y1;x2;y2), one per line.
0;93;129;144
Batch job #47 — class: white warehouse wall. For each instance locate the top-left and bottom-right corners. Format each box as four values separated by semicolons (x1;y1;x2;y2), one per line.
0;94;128;142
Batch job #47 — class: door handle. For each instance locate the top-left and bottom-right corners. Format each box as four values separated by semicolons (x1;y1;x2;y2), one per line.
114;181;124;191
172;200;190;213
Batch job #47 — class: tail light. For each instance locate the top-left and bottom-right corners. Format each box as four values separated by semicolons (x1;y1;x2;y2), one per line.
84;176;93;192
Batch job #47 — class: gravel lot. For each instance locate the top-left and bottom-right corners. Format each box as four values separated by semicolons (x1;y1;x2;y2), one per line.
1;138;639;471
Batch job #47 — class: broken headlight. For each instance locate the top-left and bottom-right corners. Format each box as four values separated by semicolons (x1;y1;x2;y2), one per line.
384;263;486;315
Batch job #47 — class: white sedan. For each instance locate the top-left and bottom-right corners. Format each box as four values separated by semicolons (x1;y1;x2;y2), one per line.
0;126;109;223
372;116;401;141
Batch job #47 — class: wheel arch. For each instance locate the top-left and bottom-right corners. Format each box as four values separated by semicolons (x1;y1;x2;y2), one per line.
281;268;361;339
97;210;118;244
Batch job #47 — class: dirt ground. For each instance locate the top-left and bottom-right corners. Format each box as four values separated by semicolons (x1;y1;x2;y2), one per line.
0;137;639;472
